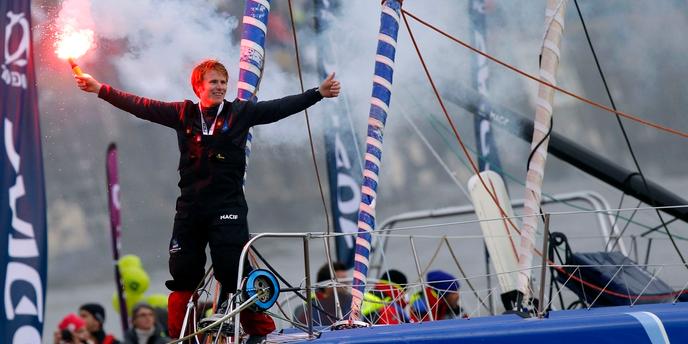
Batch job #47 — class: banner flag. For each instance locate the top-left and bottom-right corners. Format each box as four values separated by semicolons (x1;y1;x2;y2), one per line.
1;0;48;342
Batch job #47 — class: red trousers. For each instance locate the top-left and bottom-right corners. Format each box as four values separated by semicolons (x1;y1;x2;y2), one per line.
168;291;275;338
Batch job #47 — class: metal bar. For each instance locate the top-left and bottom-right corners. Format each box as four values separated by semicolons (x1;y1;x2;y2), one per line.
304;236;313;338
410;236;434;321
171;293;260;344
644;238;653;266
235;232;316;344
444;237;493;315
538;214;550;317
322;236;343;319
374;191;624;268
585;192;627;255
484;244;494;314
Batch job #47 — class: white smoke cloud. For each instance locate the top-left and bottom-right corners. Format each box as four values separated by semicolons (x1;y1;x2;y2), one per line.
89;0;240;100
51;0;537;149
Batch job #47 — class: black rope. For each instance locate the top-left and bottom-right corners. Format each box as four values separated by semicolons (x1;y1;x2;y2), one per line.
526;115;554;226
573;0;686;266
249;246;339;320
526;117;553;176
287;0;332;236
640;217;680;237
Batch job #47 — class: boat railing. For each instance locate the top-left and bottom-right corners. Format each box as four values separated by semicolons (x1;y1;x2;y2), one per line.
229;227;686;340
371;190;627;278
227;191;687;340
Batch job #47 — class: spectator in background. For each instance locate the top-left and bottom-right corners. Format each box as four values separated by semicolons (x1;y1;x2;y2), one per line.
124;303;170;344
294;262;351;326
410;270;465;321
53;313;91;344
79;303;121;344
361;270;411;324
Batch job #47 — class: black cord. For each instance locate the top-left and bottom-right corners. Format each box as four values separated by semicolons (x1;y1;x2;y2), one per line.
249;247;339;320
640;217;680;237
526;116;553;174
526;114;554;214
573;0;686;266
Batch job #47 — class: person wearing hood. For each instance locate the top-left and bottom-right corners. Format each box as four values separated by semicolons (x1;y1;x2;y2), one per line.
410;270;465;321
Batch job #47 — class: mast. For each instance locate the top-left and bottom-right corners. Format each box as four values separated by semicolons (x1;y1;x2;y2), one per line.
518;0;567;301
237;0;271;184
349;0;403;322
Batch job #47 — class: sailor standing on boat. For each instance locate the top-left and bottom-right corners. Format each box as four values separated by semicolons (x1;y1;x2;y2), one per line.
74;59;341;339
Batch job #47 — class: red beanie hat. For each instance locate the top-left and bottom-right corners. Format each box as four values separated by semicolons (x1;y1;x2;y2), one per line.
58;313;85;331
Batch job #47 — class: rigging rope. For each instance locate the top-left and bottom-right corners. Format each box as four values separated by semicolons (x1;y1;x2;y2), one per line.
572;0;686;267
287;0;332;235
418;104;685;240
395;91;472;200
401;9;523;244
395;10;688;303
401;9;688;140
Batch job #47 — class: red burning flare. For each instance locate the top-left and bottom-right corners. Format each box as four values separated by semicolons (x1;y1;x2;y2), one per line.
55;25;94;76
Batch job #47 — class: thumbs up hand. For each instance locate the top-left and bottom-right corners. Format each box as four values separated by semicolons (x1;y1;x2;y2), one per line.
318;72;341;98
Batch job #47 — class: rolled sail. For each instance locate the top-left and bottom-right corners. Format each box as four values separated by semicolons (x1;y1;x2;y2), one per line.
237;0;271;184
349;0;403;322
518;0;567;299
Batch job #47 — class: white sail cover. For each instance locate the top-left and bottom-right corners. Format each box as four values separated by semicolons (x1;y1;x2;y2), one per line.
469;171;521;295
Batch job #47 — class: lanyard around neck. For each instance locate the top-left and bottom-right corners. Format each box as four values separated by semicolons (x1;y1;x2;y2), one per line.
199;102;224;136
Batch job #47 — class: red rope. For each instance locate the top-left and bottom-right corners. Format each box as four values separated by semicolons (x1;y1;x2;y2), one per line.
551;265;687;300
402;9;688;140
401;10;523;248
401;10;686;303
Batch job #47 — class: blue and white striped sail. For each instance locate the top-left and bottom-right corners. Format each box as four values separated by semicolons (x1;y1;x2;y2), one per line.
349;0;402;321
237;0;271;184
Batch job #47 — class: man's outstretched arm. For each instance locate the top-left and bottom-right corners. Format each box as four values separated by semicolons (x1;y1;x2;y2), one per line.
246;72;341;126
75;74;184;129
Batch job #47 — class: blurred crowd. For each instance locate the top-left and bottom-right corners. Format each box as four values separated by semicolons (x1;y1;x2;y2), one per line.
53;254;170;344
54;302;168;344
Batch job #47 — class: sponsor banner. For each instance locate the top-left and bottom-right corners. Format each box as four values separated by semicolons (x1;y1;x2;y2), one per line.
1;0;48;342
470;0;504;174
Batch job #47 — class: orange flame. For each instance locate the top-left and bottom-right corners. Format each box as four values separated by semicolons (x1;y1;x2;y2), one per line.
55;26;94;60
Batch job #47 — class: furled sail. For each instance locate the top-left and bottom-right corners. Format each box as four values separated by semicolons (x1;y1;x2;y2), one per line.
518;0;567;300
349;0;403;322
237;0;271;184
